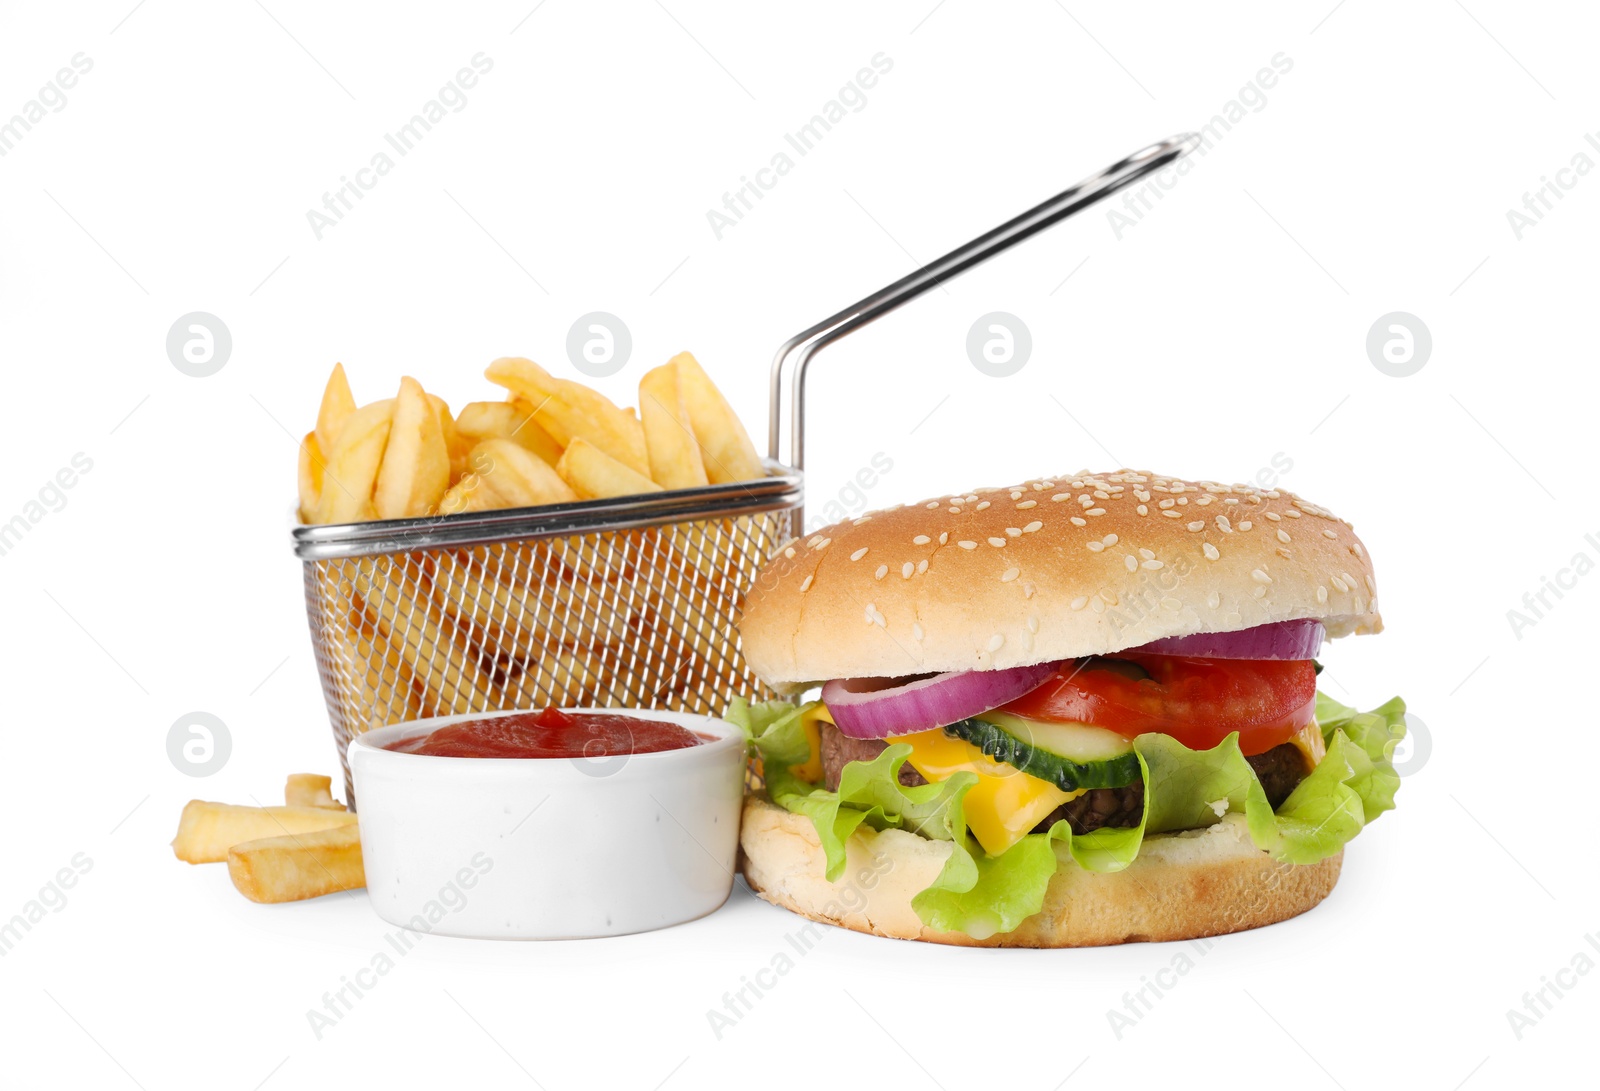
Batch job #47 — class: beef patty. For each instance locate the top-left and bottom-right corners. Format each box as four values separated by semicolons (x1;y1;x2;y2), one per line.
816;721;1309;836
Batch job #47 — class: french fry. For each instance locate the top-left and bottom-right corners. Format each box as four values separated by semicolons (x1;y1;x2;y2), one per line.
638;362;709;490
314;362;357;457
428;393;467;483
314;398;394;524
297;431;326;523
457;400;564;467
556;437;664;500
285;773;345;810
374;377;450;519
355;556;505;717
228;824;365;904
484;357;649;476
172;801;358;864
671;351;764;484
470;439;579;508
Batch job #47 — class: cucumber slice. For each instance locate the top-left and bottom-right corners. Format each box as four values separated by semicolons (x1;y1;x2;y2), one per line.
943;713;1140;792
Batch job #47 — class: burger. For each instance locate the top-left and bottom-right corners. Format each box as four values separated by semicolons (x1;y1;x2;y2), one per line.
728;469;1405;946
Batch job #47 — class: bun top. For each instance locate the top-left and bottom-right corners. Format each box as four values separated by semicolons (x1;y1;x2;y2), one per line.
737;469;1381;687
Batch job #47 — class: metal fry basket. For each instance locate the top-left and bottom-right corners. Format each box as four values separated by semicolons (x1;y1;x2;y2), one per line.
292;134;1199;802
294;472;801;801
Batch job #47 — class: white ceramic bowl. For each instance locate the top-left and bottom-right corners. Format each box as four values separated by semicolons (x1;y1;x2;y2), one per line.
348;708;746;940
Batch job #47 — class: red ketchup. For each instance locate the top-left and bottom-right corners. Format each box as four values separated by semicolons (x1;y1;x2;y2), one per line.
387;708;705;758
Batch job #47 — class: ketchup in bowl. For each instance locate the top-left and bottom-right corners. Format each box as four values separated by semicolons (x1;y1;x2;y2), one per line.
385;707;708;759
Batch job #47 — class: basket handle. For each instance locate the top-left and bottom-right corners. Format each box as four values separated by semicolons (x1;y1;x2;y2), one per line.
767;133;1200;534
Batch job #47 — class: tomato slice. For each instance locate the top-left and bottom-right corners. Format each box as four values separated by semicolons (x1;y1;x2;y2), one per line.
1000;654;1316;756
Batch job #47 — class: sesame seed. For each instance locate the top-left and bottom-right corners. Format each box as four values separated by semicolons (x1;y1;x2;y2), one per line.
1365;574;1377;593
938;532;949;545
976;501;991;511
1265;512;1282;522
1252;586;1268;599
1011;491;1024;501
807;536;822;547
852;516;872;525
851;547;869;561
1207;591;1221;609
1100;588;1120;606
1161;597;1182;611
1001;567;1020;582
1285;509;1302;518
1087;541;1105;553
958;540;977;550
916;559;928;574
1136;505;1149;516
1196;495;1214;506
1139;548;1155;560
948;507;961;514
1162;510;1182;518
799;574;814;592
1052;493;1071;502
1277;529;1291;544
1187;521;1205;532
1237;521;1252;531
784;547;796;558
1216;516;1232;532
1158;499;1175;509
864;603;884;626
816;537;832;549
1015;500;1037;511
912;622;925;641
1251;568;1272;584
874;564;888;580
1006;527;1022;537
1351;542;1365;557
1091;597;1106;614
1202;543;1221;561
1143;559;1164;570
1087;508;1106;516
1124;555;1138;573
926;501;939;509
1317;586;1329;603
1023;581;1036;599
987;634;1005;651
901;562;914;579
1103;534;1118;546
913;535;930;545
1017;520;1040;534
1070;517;1087;527
1341;571;1359;589
988;537;1007;547
1070;596;1089;610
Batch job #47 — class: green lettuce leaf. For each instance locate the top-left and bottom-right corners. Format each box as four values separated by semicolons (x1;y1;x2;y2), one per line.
729;691;1406;938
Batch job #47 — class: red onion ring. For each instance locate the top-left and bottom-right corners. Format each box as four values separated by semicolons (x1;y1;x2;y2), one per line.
820;661;1060;740
1128;619;1325;660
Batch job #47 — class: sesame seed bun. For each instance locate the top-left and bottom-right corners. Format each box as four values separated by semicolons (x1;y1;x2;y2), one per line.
737;470;1381;687
739;794;1342;946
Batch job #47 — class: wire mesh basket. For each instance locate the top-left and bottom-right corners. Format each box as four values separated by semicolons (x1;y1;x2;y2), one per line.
293;470;801;802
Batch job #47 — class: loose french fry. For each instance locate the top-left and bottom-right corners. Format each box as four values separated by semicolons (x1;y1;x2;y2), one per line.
172;801;358;864
314;398;394;524
285;773;345;810
458;399;564;467
374;377;450;519
297;431;326;523
671;351;764;484
639;362;709;489
556;437;664;500
228;824;365;904
471;439;579;508
314;362;357;457
484;357;649;476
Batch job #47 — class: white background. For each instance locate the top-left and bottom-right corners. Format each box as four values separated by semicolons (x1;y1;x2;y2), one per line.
1;1;1594;1087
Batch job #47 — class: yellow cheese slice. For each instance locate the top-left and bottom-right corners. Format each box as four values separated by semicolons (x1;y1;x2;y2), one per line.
892;728;1083;857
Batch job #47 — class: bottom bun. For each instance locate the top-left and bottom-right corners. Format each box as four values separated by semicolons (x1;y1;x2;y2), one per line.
739;794;1342;947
